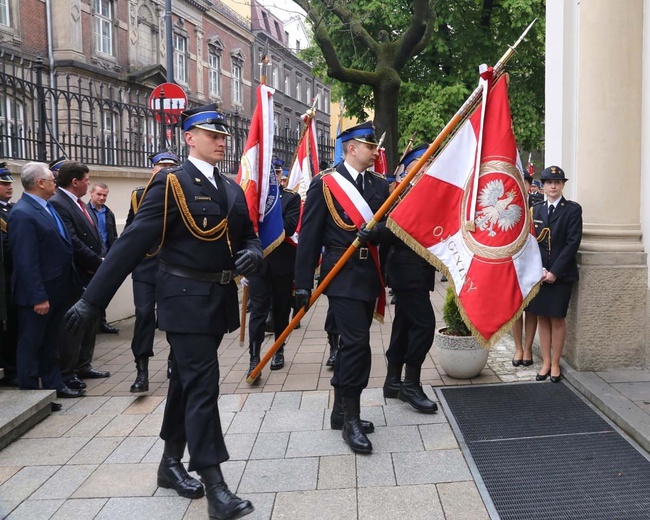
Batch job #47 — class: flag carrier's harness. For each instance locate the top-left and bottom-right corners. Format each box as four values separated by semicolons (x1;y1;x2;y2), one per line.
245;19;539;384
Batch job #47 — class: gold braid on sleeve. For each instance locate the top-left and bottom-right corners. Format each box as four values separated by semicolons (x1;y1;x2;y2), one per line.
322;182;356;232
0;219;6;234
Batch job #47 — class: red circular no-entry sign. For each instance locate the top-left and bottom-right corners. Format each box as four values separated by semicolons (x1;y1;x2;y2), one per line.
149;83;188;124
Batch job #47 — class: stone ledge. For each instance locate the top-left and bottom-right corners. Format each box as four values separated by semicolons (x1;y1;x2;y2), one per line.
0;389;55;451
561;362;650;453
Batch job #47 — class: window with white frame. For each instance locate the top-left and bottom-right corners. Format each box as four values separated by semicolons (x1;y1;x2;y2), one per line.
232;62;242;104
296;80;301;102
324;92;329;113
0;98;25;158
272;66;279;89
94;0;113;55
284;74;290;95
306;85;311;104
174;34;187;84
209;53;220;96
0;0;9;27
101;111;117;165
317;88;322;110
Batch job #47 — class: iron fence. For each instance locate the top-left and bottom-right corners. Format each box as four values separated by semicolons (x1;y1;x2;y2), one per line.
0;55;334;173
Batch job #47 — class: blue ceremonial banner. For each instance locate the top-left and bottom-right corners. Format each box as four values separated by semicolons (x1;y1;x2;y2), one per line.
258;164;284;254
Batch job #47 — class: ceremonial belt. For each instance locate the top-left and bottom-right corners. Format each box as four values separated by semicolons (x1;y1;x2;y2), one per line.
324;245;370;260
159;260;234;284
322;171;386;321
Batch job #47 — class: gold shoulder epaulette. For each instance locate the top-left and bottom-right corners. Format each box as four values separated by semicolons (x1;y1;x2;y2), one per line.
283;187;298;195
317;168;336;179
367;169;384;179
131;186;146;194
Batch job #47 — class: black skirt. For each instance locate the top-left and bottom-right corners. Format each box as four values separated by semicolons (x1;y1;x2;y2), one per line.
527;281;574;318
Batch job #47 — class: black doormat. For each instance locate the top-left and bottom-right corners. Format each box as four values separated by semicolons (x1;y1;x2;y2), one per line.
438;382;650;520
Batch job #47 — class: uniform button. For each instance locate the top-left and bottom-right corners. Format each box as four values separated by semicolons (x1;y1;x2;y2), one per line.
182;288;187;292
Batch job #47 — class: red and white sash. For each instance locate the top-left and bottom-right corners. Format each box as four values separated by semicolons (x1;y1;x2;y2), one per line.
323;171;386;322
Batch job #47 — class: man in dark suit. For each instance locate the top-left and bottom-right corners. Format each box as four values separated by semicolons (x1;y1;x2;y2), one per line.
88;182;119;334
382;145;438;413
125;150;180;393
50;161;110;388
0;163;18;385
295;122;390;454
8;162;84;400
64;104;262;520
246;160;300;378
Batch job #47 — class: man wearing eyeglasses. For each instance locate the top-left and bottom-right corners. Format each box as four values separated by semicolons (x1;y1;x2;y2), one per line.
8;162;83;404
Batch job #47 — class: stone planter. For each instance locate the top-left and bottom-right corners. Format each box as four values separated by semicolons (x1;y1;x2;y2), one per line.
434;328;489;379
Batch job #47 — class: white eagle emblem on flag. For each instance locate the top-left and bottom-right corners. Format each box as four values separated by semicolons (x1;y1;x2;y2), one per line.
474;179;522;237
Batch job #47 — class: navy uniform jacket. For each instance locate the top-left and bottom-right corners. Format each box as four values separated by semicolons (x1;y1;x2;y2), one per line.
0;202;12;319
386;238;436;292
81;160;262;336
532;196;582;282
261;186;301;277
295;162;390;302
125;186;158;285
9;194;75;307
50;190;103;287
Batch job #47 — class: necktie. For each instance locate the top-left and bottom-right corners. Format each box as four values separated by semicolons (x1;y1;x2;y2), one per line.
208;167;219;189
356;173;364;195
47;202;67;238
548;204;555;219
77;198;95;226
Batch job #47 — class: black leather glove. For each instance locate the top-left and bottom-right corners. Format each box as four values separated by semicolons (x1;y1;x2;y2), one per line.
295;289;311;313
357;223;378;245
234;249;262;277
64;298;101;336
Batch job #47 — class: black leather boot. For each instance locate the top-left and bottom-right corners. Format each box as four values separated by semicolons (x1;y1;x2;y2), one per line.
341;396;373;454
130;357;149;393
157;441;204;498
330;387;374;433
326;333;339;367
398;365;438;413
248;342;261;382
382;362;403;398
199;465;254;520
270;344;285;370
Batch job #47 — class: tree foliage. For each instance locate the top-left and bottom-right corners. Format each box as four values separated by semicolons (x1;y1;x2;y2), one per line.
296;0;545;168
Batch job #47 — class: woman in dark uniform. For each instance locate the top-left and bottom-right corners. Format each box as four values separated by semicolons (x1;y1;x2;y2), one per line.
528;166;582;382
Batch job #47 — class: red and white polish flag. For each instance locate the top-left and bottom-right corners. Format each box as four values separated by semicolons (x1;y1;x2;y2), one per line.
387;71;543;346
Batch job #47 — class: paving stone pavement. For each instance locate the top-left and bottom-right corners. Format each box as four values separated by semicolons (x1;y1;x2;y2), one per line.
0;275;538;519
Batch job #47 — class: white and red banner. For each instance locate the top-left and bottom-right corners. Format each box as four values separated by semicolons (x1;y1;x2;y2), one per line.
237;84;284;255
387;71;543;346
287;110;319;201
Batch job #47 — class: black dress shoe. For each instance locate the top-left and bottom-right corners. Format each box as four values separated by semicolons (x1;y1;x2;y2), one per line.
536;370;550;381
100;322;119;334
157;456;204;499
199;466;254;520
550;371;562;383
512;358;523;367
78;368;110;379
64;376;87;390
270;350;284;370
521;358;534;366
56;386;85;398
50;402;62;412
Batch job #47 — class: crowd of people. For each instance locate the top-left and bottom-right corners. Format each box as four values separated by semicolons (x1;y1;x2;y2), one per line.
0;103;582;519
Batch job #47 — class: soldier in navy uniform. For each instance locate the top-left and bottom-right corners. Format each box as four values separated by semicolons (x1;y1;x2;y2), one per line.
124;150;180;393
246;160;300;378
0;164;17;384
382;145;438;413
64;104;262;520
528;166;582;383
295;121;390;454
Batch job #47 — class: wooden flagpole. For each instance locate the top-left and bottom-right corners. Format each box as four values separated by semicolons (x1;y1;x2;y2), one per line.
247;19;537;383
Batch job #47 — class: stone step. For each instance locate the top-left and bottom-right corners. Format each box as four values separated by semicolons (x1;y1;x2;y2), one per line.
0;388;55;451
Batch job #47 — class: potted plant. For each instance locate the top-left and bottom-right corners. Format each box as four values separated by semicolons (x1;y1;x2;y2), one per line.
434;286;489;379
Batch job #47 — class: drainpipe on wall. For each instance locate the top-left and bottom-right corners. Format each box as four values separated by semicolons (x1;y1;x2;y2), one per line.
45;0;58;147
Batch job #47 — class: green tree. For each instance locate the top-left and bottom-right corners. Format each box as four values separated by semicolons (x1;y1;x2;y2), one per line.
296;0;545;170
